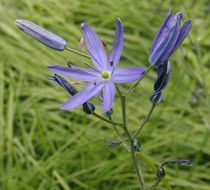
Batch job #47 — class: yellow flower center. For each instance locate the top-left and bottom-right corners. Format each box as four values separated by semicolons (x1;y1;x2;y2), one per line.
101;71;110;79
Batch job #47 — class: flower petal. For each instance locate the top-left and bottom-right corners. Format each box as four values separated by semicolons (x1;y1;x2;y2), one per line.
168;19;192;57
103;83;115;112
149;12;183;66
61;83;104;110
48;65;100;81
150;11;173;54
49;74;95;114
81;23;107;71
109;18;124;68
15;19;66;51
112;67;145;83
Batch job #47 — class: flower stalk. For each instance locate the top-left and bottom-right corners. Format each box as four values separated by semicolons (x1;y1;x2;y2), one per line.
116;85;145;190
133;104;156;139
65;46;91;59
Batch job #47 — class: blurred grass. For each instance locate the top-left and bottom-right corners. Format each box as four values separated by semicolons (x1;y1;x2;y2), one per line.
0;0;210;189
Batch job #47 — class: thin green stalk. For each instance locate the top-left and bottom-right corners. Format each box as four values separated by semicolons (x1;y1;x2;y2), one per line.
110;118;130;151
125;65;153;96
65;46;91;59
116;85;144;190
92;112;124;127
133;104;156;139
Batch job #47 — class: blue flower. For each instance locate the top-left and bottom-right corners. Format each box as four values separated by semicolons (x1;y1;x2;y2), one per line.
49;74;95;114
48;18;145;112
150;61;170;104
149;11;192;66
15;19;66;51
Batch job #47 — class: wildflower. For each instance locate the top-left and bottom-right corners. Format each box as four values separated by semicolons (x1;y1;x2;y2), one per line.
149;11;192;66
48;18;145;112
49;74;95;114
15;19;66;51
150;61;170;104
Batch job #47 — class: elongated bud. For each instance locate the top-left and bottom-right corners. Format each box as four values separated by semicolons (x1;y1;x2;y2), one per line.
15;19;66;51
49;74;95;114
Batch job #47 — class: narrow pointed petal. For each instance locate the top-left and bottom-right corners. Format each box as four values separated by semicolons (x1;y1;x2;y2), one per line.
61;84;104;110
150;11;173;53
109;18;124;67
48;65;100;82
103;83;115;112
15;19;66;51
81;23;107;71
149;18;180;66
168;19;192;57
112;67;145;83
149;11;186;66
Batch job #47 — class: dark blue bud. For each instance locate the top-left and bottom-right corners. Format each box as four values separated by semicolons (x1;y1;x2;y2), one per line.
133;139;141;152
104;108;113;117
149;11;192;66
49;74;77;95
49;74;95;114
15;19;66;51
150;62;170;104
82;102;95;114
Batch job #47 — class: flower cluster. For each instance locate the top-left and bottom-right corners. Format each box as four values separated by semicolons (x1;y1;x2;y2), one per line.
15;11;191;110
149;11;192;104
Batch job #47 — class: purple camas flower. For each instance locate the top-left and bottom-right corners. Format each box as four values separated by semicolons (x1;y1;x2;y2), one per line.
49;74;95;114
48;18;145;112
149;11;192;66
15;19;66;51
150;61;170;104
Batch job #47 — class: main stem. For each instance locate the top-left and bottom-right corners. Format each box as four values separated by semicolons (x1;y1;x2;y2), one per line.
117;85;144;189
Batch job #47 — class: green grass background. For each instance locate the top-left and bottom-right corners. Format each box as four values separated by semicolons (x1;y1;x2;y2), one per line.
1;0;210;189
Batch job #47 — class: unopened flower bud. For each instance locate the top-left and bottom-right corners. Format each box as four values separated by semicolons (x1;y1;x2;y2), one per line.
150;61;170;104
49;74;95;114
149;11;192;66
15;19;66;51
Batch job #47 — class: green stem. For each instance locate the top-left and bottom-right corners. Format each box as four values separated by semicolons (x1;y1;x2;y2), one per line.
109;116;129;150
65;46;91;59
111;120;130;151
93;112;124;127
125;65;153;96
116;85;144;190
132;104;156;139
